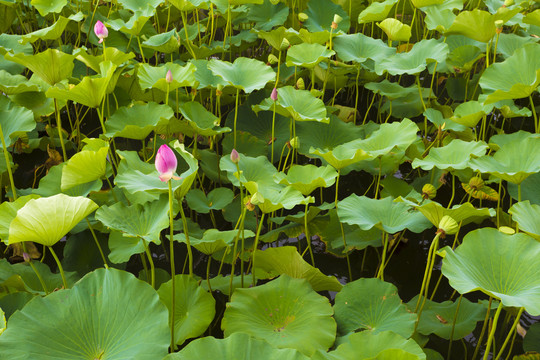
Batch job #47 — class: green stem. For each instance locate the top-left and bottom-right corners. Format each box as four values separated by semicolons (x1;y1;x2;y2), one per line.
48;246;68;289
495;307;524;360
304;201;315;266
415;233;441;313
529;94;538;134
233;88;240;148
54;99;68;162
483;302;504;360
0;124;17;200
22;242;48;293
376;232;389;280
251;212;266;285
86;218;108;268
179;200;193;277
472;297;493;360
143;240;155;288
168;180;177;351
447;294;463;359
447;173;456;208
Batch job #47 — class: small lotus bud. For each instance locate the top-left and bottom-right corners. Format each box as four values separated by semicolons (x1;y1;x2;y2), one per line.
289;137;299;149
296;77;305;90
271;87;278;102
331;22;338;30
495;20;504;34
279;38;290;51
230;149;239;164
166;69;173;83
94;20;108;44
333;14;343;24
437;215;458;237
23;252;31;263
503;0;513;6
268;54;279;64
298;13;308;22
422;183;437;200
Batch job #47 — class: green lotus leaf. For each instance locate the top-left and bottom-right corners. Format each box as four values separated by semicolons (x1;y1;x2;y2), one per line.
141;29;180;53
0;96;35;149
253;86;330;123
244;181;309;213
222;275;336;356
489;131;539;149
61;146;108;191
315;331;426;360
31;162;102;198
30;0;66;16
74;47;135;73
107;9;153;36
508;172;540;205
338;195;432;233
0;268;170;359
8;194;98;247
46;61;117;108
286;43;335;68
168;0;208;11
221;131;267;158
479;43;540;104
0;194;40;244
138;62;197;92
107;230;144;263
5;48;74;85
442;227;540;315
406;296;486;339
333;33;396;64
20;12;83;44
411;0;444;7
0;306;4;335
0;70;40;94
375;39;449;75
164;332;310;360
509;201;540;240
247;0;289;31
0;33;32;74
424;8;456;32
523;322;540;353
412;139;487;171
334;278;416;338
191;59;228;89
118;0;163;12
157;275;216;346
449;101;491;127
358;0;399;23
524;8;540;26
414;201;495;228
220;153;279;188
274;164;338;195
254;246;342;292
423;108;468;132
179;101;230;136
310;144;371;170
105;102;174;139
445;9;495;43
494;33;537;59
365;80;429;101
303;0;350;33
186;187;234;213
96;195;169;244
444;43;484;73
183;228;255;255
377;18;411;42
208;57;275;93
469;137;540;184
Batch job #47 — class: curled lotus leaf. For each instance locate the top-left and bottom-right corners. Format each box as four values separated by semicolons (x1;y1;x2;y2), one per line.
412;139;487;171
508;201;540;240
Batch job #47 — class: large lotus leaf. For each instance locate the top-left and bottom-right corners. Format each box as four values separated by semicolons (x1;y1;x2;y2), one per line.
157;275;215;346
179;101;230;136
488;130;539;148
303;0;350;32
377;18;412;42
20;13;83;44
0;96;35;149
96;195;169;244
315;331;426;360
32;163;102;198
220;153;279;188
8;194;98;247
118;0;162;12
358;0;399;23
74;47;135;73
309;143;371;171
0;33;32;74
191;59;228;89
247;0;289;31
509;201;540;240
523;322;540;353
412;139;487;171
105;102;174;139
181;228;255;255
334;278;416;338
0;268;169;359
106;9;153;36
168;0;209;11
253;86;330;123
185;187;234;213
450;101;492;127
444;9;495;42
274;164;337;195
107;230;144;263
442;228;540;315
0;194;40;244
254;246;342;292
222;275;336;356
30;0;66;15
46;61;116;108
333;33;396;64
508;172;540;205
61;146;108;191
414;201;495;228
141;29;180;53
469;137;540;184
0;70;40;94
138;62;196;92
5;48;74;85
406;296;485;339
244;181;309;213
494;33;537;59
338;195;432;233
208;57;275;93
375;39;449;76
479;43;540;104
253;26;301;51
164;332;309;360
286;43;335;68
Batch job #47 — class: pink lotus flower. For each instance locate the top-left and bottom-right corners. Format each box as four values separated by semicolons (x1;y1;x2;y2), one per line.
94;20;108;44
155;144;181;182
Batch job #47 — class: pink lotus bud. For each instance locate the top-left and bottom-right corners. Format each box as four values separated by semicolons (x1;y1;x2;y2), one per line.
155;144;180;182
94;20;108;44
230;149;240;164
166;69;173;83
271;87;278;102
23;252;30;262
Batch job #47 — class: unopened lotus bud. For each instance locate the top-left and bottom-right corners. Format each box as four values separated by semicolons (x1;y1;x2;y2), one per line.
166;69;173;83
422;183;437;200
268;54;279;64
271;87;278;102
245;197;255;211
280;38;290;51
94;20;108;44
296;77;305;90
23;252;31;263
503;0;513;6
437;215;458;237
289;137;299;149
216;84;223;97
495;20;504;34
230;149;239;164
298;12;308;22
331;14;342;29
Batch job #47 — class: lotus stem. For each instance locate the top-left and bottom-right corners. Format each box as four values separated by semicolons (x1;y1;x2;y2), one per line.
136;36;146;63
48;246;68;289
86;218;108;269
271;102;277;163
472;297;493;360
376;232;389;280
143;240;155;288
179;199;193;277
447;173;456;208
483;302;504;360
447;294;463;359
530;94;538;133
54;99;68;162
354;67;360;124
21;242;48;294
415;232;441;315
335;169;353;281
230;206;247;293
495;307;524;359
251;212;266;285
233;88;240;148
0;124;17;200
304;202;315;266
168;180;177;351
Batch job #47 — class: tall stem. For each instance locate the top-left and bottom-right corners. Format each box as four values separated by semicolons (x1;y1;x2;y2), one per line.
48;246;68;289
143;240;155;288
233;88;240;148
86;218;108;268
0;124;17;200
483;302;504;360
54;99;68;162
251;212;266;285
495;307;524;359
179;200;193;277
168;180;177;351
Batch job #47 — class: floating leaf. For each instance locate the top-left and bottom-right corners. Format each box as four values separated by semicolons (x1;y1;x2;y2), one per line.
375;39;449;75
105;102;174;139
208;57;275;93
274;164;338;195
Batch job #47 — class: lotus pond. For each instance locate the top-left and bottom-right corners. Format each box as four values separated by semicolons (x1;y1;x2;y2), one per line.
1;0;540;359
